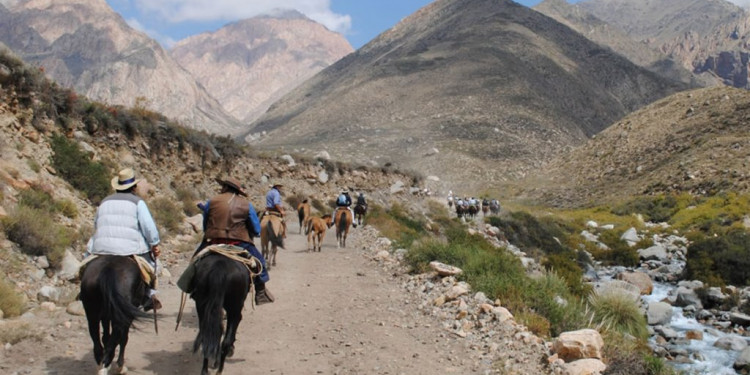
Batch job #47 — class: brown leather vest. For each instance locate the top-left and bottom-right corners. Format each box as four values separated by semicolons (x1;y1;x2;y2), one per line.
205;192;252;243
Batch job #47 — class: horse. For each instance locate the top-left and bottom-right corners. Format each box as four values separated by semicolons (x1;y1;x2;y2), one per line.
354;203;367;226
467;205;478;219
455;204;465;219
447;196;453;208
80;255;149;375
306;214;333;252
297;200;311;234
489;200;500;215
260;214;285;270
481;202;489;216
334;208;352;248
189;253;250;375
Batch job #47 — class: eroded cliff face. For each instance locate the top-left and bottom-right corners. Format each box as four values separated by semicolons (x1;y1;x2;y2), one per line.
170;11;353;124
0;0;239;134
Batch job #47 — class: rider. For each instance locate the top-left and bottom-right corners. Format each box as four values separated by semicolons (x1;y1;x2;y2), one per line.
198;176;274;305
264;182;287;238
332;190;356;228
356;192;367;207
86;168;162;311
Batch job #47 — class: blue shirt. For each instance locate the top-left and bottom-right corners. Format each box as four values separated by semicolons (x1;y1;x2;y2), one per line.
266;188;282;209
200;200;261;237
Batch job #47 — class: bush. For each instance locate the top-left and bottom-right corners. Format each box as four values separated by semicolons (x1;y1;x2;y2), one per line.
2;205;72;267
685;228;750;286
0;276;24;318
50;134;111;204
149;196;183;234
611;194;687;223
55;198;78;219
590;292;648;339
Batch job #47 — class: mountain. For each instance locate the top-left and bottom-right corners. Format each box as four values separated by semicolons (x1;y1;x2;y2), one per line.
578;0;750;88
170;10;353;124
520;86;750;207
245;0;686;192
533;0;714;87
0;0;239;134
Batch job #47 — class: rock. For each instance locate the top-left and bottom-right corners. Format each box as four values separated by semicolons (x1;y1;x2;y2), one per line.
685;330;703;341
585;221;598;228
318;170;329;184
593;280;640;302
314;151;330;161
34;256;50;270
674;287;703;309
390;180;405;194
185;214;203;233
553;329;604;361
445;283;470;301
429;261;463;277
730;312;750;327
638;245;668;261
40;302;56;311
37;286;62;303
714;336;748;351
426;175;440;181
620;227;639;245
280;154;295;166
562;358;606;375
600;224;615;230
647;301;673;326
615;271;653;295
58;250;81;281
66;301;85;316
735;347;750;371
491;306;513;322
375;250;390;260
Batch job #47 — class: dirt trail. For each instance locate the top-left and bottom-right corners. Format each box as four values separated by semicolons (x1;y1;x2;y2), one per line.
1;220;496;375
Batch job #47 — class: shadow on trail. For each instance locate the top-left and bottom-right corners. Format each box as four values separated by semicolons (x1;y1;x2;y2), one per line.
46;354;95;374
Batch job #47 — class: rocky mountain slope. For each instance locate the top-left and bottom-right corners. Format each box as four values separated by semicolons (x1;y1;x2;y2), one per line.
579;0;750;89
519;85;750;207
0;0;239;134
533;0;715;87
171;11;353;124
245;0;687;194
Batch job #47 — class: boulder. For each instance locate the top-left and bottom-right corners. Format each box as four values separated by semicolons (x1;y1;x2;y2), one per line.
735;347;750;371
58;250;81;281
674;287;703;309
638;244;667;261
280;154;295;166
314;151;331;161
318;170;329;184
66;301;85;316
390;180;405;194
553;329;604;361
730;312;750;327
620;227;639;245
714;335;748;351
429;261;463;277
647;301;673;326
616;271;653;295
563;358;606;375
593;280;640;302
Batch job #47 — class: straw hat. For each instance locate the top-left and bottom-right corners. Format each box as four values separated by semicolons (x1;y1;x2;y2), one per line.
111;168;140;191
215;176;247;197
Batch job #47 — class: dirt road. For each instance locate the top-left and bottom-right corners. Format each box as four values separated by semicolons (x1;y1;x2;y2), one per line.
1;219;505;375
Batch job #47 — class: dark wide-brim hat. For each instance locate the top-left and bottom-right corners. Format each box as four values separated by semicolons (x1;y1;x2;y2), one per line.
216;176;247;197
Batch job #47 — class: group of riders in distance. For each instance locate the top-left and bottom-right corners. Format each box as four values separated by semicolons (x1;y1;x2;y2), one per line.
446;190;501;219
78;168;371;375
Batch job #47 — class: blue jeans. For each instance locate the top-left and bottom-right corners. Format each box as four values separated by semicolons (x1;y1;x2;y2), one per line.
237;242;269;283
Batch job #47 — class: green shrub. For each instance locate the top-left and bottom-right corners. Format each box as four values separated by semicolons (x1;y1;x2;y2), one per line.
0;276;24;318
149;196;183;234
50;134;111;204
2;206;72;267
26;159;41;173
611;194;689;223
54;198;78;219
685;229;750;286
17;189;54;211
590;292;648;339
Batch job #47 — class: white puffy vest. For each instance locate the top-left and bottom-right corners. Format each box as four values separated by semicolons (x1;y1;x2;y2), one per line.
90;193;150;256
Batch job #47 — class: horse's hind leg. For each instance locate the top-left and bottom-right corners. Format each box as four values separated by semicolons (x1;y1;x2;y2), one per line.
86;315;104;365
115;329;129;374
218;310;243;374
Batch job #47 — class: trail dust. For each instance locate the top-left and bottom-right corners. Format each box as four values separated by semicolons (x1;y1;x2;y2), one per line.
0;219;504;374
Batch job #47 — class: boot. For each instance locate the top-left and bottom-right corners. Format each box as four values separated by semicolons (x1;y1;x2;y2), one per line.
255;283;275;305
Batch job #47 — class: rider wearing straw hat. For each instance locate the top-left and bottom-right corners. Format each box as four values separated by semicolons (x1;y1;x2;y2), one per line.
86;168;162;311
264;182;287;237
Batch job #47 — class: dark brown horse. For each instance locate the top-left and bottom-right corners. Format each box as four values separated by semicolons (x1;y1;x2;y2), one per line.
335;208;352;248
190;253;250;375
80;255;149;375
354;203;367;226
297;200;311;234
306;214;333;252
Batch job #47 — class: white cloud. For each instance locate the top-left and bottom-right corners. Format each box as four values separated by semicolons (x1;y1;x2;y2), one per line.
132;0;351;34
126;17;177;48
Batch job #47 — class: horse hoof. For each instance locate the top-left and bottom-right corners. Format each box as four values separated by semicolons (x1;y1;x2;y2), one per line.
117;365;128;374
227;345;235;358
98;366;110;375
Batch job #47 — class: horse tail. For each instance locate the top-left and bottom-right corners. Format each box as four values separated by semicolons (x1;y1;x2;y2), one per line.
267;219;285;249
193;264;226;366
304;218;313;236
99;266;144;331
298;207;305;226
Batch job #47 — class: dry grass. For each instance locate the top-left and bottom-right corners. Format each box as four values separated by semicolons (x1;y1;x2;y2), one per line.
0;320;42;345
0;276;24;318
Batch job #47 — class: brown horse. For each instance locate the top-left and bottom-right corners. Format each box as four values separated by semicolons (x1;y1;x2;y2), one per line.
334;208;352;248
297;200;311;234
260;214;285;269
306;214;333;252
354;203;367;226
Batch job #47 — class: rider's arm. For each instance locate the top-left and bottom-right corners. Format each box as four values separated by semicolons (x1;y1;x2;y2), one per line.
137;200;161;248
247;203;261;236
273;192;285;217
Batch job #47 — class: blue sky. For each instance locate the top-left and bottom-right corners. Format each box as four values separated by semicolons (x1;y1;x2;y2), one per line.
105;0;566;50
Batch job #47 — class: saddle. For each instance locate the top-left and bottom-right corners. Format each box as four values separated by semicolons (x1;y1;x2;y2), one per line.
78;254;157;288
264;210;283;218
177;244;262;293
